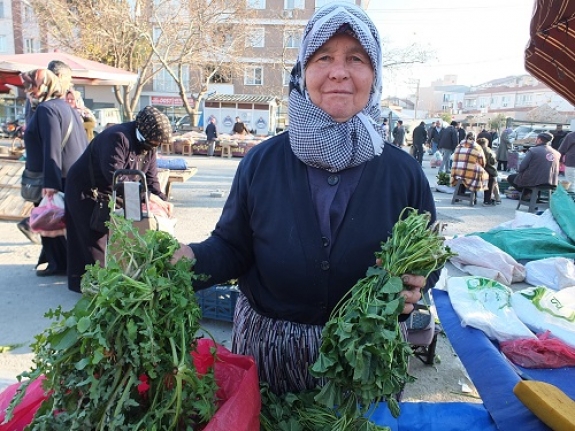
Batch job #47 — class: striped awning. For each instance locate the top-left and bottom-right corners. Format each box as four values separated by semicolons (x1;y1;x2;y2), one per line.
525;0;575;105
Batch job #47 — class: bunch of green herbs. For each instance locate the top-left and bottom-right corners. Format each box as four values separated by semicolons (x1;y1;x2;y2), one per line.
309;208;455;424
5;213;218;430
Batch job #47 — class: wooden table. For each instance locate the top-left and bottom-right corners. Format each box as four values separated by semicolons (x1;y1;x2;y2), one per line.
0;159;35;221
157;167;198;197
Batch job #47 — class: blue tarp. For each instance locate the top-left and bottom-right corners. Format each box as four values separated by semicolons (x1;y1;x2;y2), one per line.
434;288;575;431
371;401;497;431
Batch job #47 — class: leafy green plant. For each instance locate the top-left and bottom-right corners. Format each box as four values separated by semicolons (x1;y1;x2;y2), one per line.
436;171;451;186
310;209;456;424
5;214;219;430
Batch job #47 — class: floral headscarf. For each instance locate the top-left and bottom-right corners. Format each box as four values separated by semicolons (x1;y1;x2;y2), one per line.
135;106;172;147
20;69;63;108
288;2;384;173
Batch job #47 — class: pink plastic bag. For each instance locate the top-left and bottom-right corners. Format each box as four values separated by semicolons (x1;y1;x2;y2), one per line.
0;376;50;431
192;339;261;431
29;193;65;233
500;331;575;368
0;341;260;431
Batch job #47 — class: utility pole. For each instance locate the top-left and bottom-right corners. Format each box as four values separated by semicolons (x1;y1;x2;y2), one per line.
414;79;420;119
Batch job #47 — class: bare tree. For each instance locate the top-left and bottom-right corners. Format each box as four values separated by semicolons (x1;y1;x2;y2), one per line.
28;0;160;120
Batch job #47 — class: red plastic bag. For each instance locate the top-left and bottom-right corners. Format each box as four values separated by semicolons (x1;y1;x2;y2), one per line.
0;341;260;431
192;339;261;431
501;331;575;368
0;376;50;431
29;193;66;234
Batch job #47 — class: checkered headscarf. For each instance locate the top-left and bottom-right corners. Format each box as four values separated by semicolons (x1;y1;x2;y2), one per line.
135;106;172;146
288;2;384;173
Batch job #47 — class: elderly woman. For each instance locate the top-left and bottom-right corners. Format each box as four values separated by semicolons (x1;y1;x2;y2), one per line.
172;3;438;395
66;90;97;141
451;132;488;204
21;69;88;276
64;106;173;293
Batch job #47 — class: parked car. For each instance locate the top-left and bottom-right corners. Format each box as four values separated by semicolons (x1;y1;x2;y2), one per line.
492;125;550;148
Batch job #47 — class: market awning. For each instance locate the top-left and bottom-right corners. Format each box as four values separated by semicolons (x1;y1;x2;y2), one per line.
0;52;138;90
524;0;575;105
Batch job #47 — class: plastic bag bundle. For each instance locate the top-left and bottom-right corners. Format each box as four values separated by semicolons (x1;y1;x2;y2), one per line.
511;286;575;348
29;193;66;236
500;331;575;368
525;257;575;290
447;276;536;342
445;235;526;285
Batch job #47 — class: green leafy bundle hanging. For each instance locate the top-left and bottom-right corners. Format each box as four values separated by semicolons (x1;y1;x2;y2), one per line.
6;214;218;430
309;208;455;426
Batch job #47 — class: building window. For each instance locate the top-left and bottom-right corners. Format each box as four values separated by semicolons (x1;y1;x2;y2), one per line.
315;0;352;8
245;67;263;86
247;0;265;9
246;28;265;48
24;38;39;53
23;5;34;21
0;35;6;53
153;65;190;92
284;0;304;9
0;1;4;19
284;30;301;48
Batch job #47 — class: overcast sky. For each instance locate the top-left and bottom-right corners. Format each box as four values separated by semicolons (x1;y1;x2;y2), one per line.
365;0;535;97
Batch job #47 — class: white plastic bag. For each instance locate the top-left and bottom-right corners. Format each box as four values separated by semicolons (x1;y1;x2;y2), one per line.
512;286;575;348
447;276;536;342
433;150;443;161
445;235;526;285
525;257;575;290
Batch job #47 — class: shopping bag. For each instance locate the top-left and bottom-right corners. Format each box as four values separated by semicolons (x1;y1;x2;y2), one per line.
192;339;261;431
29;193;66;234
0;376;50;431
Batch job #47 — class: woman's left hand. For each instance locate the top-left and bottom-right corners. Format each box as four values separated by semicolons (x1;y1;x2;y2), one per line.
399;274;425;314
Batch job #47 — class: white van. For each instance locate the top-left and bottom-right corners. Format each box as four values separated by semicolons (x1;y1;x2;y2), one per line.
92;108;123;135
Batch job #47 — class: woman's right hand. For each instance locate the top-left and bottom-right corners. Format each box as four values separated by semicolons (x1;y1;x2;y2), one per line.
171;242;195;265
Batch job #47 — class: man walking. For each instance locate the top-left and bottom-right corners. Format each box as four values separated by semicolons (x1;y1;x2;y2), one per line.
392;120;405;147
437;121;459;174
205;117;218;157
412;121;427;165
428;120;442;155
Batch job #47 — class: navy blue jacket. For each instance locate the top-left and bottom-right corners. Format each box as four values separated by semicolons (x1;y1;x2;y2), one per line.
191;132;437;325
24;98;88;191
205;122;217;141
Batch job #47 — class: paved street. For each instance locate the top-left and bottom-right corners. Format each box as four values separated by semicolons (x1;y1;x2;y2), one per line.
0;148;523;395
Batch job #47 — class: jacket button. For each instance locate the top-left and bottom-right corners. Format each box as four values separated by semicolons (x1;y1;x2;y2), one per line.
321;236;330;247
327;175;339;186
321;261;330;270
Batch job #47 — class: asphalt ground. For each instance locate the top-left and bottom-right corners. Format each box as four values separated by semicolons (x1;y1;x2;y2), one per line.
0;145;522;395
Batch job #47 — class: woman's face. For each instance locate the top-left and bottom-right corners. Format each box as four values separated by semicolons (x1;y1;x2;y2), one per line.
66;93;77;108
305;33;374;123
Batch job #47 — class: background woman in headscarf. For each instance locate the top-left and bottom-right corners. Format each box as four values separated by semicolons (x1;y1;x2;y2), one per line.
496;126;515;171
20;68;88;277
64;106;173;293
66;89;96;141
172;2;438;395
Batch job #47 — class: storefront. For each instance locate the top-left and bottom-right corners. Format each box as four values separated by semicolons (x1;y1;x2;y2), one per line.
203;94;279;136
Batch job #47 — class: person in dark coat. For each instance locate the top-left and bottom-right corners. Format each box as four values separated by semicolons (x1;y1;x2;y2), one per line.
171;3;437;395
477;128;493;148
64;106;173;293
412;121;428;165
457;122;466;143
205;117;218;156
437;121;459;174
20;69;88;277
427;120;442;155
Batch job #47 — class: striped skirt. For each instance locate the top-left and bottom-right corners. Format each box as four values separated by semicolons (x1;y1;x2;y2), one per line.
231;293;324;395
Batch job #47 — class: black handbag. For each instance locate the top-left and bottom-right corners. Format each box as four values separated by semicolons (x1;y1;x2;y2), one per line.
21;169;44;203
90;193;110;234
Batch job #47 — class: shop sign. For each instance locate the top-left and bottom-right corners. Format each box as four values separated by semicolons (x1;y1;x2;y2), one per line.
151;96;195;107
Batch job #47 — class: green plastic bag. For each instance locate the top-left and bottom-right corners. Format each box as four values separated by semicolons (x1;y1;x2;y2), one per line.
550;185;575;243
